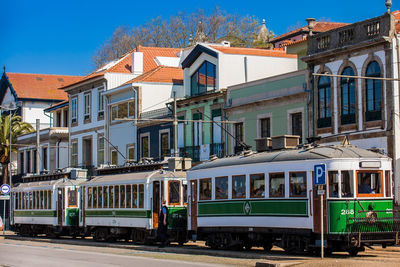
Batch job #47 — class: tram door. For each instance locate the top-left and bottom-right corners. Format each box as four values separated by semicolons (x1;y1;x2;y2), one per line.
152;181;161;229
57;188;64;226
312;173;327;234
189;180;198;230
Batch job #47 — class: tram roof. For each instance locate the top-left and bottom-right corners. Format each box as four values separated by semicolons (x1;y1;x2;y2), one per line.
190;145;389;171
12;178;85;191
84;170;186;185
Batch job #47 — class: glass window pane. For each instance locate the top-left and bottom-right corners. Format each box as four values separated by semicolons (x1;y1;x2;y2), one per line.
139;184;144;208
215;176;228;199
48;191;51;209
112;106;118;120
129;101;135;117
118;103;128;119
120;185;125;208
290;172;307;197
269;173;285;197
329;171;339;198
341;171;354;197
126;185;132;208
199;178;212;200
88;187;92;208
115;185;120;208
93;187;97;208
169;181;180;204
109;186;114;208
133;185;138;208
103;186;108;208
357;171;382;195
98;187;103;208
232;175;246;198
250;174;265;198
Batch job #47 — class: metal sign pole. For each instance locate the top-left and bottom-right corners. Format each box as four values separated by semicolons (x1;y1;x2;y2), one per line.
3;200;5;235
321;193;324;259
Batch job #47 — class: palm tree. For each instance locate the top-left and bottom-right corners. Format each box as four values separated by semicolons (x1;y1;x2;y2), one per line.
0;114;34;184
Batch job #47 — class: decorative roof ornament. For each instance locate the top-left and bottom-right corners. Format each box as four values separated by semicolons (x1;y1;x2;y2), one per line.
386;0;392;13
188;34;193;46
256;19;270;42
193;21;208;43
306;18;316;36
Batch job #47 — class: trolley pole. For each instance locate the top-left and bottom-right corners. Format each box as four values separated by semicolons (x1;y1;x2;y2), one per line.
173;91;178;158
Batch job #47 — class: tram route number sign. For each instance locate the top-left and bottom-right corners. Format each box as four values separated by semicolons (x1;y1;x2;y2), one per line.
314;164;326;185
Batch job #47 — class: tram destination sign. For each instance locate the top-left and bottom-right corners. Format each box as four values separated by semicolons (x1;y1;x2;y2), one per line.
314;164;326;185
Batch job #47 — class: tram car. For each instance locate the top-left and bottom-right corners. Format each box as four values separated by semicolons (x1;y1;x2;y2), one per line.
81;166;188;244
186;141;398;255
11;169;88;237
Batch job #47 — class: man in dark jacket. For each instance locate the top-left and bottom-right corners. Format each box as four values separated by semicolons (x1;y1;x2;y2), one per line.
158;200;169;247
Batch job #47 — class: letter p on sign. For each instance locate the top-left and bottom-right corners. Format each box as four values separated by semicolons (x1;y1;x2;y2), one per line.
314;164;326;185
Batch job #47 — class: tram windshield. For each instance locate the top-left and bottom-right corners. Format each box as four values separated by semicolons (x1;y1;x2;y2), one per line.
357;171;382;196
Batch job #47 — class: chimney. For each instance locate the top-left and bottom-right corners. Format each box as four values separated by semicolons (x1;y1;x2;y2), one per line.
132;52;143;76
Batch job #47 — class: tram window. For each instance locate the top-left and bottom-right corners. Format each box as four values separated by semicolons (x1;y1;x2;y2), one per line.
232;175;246;199
341;171;354;197
115;185;120;208
103;186;108;208
44;190;48;209
329;171;339;198
33;191;37;209
183;184;187;203
385;171;392;197
215;176;228;199
48;191;52;209
98;187;103;208
93;187;98;208
132;185;138;208
120;185;126;208
357;171;382;196
199;178;212;200
39;191;43;209
139;184;144;208
109;186;114;208
270;173;285;197
169;181;180;204
126;185;132;208
250;174;265;198
69;189;77;207
290;172;307;197
30;192;33;209
88;187;93;208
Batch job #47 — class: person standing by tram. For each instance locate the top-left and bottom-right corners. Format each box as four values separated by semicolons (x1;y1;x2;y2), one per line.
158;200;169;247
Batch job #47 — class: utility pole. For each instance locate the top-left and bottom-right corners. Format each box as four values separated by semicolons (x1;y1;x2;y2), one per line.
173;91;178;157
36;119;40;174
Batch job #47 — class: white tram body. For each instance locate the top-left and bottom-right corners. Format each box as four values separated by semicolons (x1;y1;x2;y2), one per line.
186;144;396;254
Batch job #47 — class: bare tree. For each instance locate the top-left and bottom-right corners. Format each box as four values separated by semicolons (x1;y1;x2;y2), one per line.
92;7;275;68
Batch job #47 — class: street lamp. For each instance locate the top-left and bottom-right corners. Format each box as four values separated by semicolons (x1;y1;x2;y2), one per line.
0;101;22;188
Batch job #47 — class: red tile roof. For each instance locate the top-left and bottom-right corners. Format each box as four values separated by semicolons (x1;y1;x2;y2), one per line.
209;45;297;58
393;11;400;33
62;46;182;90
271;22;349;42
281;37;308;47
6;73;82;100
123;66;183;85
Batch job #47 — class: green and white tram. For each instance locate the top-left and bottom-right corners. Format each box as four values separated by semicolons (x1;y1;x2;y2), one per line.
82;169;187;244
187;144;398;255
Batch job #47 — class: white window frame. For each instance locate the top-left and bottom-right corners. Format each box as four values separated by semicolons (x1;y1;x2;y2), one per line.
127;144;136;162
256;112;272;139
84;93;91;117
98;88;104;113
159;129;170;159
139;132;150;159
287;107;304;143
71;97;77;123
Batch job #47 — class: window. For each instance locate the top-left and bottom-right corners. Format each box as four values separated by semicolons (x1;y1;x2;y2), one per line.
71;97;77;124
160;132;169;158
291;113;302;141
132;185;138;208
169;181;180;205
93;187;98;208
115;185;120;208
290;172;307;197
126;185;132;208
234;122;244;153
199;178;212;200
270;173;285;197
98;136;105;166
192;113;203;147
260;118;271;138
111;149;118;165
26;150;31;173
357;171;383;197
120;185;125;208
109;186;114;208
329;171;339;198
365;61;382;121
141;135;149;158
139;184;144;208
19;152;24;174
215;176;228;199
88;187;93;208
177;116;185;148
98;187;103;208
127;145;135;161
341;67;356;124
56;111;61;127
232;175;246;198
111;101;135;121
385;171;392;197
341;170;354;197
191;61;216;96
48;190;52;209
98;89;104;115
42;147;47;171
250;174;265;198
317;76;331;128
71;141;78;167
84;93;91;118
64;109;68;127
103;186;108;208
33;149;37;173
183;184;187;203
212;109;222;145
39;191;43;209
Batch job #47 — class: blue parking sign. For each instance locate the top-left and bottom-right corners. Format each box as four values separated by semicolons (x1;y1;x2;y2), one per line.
314;164;326;185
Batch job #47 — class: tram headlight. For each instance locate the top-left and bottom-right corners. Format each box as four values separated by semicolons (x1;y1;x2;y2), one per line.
366;211;378;224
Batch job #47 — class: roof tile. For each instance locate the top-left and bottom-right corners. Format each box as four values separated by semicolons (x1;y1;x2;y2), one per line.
123;66;183;85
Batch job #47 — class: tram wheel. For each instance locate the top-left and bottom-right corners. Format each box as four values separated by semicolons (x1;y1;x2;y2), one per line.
348;248;359;257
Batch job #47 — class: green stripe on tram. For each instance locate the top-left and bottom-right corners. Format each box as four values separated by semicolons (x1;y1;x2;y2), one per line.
14;210;56;217
198;199;308;217
85;209;151;218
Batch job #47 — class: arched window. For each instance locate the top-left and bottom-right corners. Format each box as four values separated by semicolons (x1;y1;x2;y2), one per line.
341;67;356;124
317;76;331;128
191;61;216;96
365;61;381;121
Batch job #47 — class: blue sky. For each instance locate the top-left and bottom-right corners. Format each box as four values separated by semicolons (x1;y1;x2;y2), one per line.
1;0;399;76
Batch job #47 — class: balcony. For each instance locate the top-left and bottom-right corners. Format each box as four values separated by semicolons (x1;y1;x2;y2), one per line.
307;13;393;56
